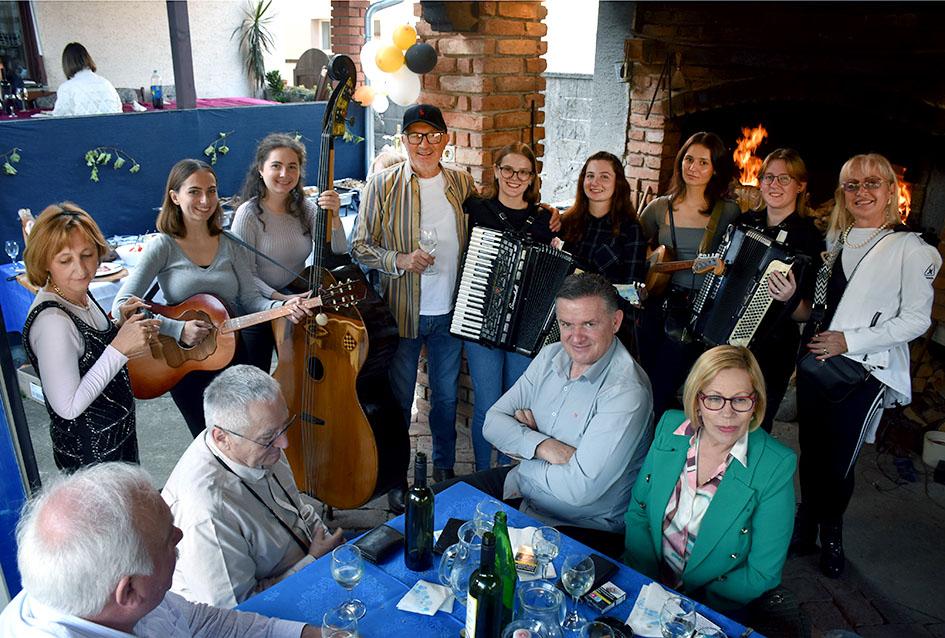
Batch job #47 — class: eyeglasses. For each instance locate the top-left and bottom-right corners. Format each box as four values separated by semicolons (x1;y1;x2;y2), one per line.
698;392;757;413
759;174;794;186
403;131;445;145
840;179;885;193
216;414;296;448
497;165;534;181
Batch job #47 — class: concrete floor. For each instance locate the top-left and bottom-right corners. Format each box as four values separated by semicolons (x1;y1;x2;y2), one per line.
20;388;945;636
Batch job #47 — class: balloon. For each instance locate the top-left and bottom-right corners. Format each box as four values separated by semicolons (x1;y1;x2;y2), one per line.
371;93;390;113
375;45;405;73
359;40;385;83
387;66;421;106
405;42;438;75
392;24;417;50
353;85;376;107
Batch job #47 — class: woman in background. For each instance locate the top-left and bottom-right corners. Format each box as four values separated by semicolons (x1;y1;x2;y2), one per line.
51;42;121;117
22;203;159;470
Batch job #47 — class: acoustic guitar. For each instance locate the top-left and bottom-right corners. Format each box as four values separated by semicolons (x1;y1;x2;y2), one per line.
126;280;364;399
645;245;724;296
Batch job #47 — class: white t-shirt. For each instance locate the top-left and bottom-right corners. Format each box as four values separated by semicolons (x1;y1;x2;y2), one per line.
418;172;460;316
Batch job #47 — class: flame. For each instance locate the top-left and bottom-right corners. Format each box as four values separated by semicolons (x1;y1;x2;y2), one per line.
898;179;912;221
733;124;768;186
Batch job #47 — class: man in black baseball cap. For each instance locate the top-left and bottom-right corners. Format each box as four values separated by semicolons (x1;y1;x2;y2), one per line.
351;104;475;511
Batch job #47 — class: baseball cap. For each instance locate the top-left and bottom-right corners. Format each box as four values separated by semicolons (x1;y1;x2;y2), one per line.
402;104;447;132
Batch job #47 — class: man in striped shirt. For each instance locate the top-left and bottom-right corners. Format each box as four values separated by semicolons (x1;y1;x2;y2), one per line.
352;104;476;508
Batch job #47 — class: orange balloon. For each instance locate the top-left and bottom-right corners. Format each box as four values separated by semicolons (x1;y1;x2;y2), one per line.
392;24;417;50
375;45;405;73
353;85;377;106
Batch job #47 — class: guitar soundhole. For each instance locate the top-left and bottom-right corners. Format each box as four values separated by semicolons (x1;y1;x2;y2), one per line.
308;356;325;381
343;333;356;351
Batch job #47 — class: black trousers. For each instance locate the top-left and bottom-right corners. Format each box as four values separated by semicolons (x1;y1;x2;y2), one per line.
796;373;885;525
752;325;802;434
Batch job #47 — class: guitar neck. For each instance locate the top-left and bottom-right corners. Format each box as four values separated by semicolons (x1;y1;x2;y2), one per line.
220;296;321;334
650;259;696;274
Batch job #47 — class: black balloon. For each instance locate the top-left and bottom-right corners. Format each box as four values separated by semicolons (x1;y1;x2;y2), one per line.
405;42;437;75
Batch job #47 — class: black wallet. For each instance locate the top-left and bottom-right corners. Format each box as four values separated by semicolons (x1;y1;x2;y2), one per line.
433;517;467;555
555;553;620;601
352;524;404;564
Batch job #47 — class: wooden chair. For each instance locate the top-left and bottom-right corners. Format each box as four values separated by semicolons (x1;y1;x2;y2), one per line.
293;48;330;90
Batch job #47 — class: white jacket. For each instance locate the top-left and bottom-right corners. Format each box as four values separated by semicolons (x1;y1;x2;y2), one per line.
831;230;941;407
52;69;122;117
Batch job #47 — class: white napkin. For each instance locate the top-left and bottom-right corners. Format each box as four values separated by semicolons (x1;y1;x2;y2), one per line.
508;526;557;582
626;582;722;637
396;580;454;616
131;100;147;112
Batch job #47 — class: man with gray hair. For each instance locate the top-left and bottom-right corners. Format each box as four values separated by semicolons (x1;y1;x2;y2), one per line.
0;462;321;636
161;365;343;608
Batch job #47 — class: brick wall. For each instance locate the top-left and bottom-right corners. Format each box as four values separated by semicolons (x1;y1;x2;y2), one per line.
330;0;369;85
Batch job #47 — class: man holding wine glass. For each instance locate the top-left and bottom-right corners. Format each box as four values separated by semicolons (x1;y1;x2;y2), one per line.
161;365;344;608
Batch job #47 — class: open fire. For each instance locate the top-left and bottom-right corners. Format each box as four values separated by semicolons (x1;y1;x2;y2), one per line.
733;124;768;186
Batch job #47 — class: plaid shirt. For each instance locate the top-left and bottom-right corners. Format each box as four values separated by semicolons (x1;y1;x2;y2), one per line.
563;214;648;284
350;161;475;339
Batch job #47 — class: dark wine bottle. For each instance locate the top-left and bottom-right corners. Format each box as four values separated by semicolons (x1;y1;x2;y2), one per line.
404;451;434;570
465;532;502;638
492;511;517;628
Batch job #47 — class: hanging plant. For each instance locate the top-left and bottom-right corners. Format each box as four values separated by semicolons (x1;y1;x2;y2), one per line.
232;0;276;95
84;147;140;182
1;147;22;176
203;131;234;165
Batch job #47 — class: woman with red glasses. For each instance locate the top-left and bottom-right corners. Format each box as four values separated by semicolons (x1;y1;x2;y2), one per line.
623;345;796;612
791;153;940;578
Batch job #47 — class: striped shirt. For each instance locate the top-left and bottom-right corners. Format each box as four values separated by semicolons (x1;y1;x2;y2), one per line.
659;419;749;588
351;161;475;338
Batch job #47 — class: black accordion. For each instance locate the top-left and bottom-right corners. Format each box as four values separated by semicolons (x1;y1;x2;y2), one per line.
690;224;796;348
450;226;575;357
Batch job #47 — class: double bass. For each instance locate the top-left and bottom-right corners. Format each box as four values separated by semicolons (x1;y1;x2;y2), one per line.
274;55;409;510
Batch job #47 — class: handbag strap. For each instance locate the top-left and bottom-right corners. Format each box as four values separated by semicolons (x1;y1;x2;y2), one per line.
698;200;726;254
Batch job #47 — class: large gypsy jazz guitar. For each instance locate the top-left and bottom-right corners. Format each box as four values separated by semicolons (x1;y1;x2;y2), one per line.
274;54;409;510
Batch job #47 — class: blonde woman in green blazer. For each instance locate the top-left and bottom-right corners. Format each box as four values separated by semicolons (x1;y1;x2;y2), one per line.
623;346;796;612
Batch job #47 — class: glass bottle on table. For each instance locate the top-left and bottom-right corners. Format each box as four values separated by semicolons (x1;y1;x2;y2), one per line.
466;531;503;638
404;451;434;571
492;511;517;628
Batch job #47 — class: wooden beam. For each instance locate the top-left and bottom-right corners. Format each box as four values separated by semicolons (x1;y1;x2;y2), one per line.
166;0;197;109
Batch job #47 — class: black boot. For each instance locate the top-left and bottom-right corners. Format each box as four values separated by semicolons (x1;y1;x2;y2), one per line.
387;479;408;515
432;467;455;483
819;523;845;578
789;503;818;556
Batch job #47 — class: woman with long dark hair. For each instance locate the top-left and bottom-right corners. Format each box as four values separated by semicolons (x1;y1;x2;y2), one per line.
638;132;740;419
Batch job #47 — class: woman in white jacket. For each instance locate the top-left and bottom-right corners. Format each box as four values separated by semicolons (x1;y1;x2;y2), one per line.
793;153;941;578
51;43;121;117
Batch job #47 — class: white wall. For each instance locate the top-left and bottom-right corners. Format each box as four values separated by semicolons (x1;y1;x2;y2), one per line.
544;0;598;74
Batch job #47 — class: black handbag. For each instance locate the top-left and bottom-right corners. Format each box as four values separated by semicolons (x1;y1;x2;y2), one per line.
797;349;869;402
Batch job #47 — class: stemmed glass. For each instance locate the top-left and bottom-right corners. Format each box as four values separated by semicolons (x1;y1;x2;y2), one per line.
694;629;725;638
474;498;502;532
330;544;366;620
322;605;359;638
419;228;438;275
5;240;19;271
560;553;595;633
581;621;617;638
531;526;561;581
659;596;696;638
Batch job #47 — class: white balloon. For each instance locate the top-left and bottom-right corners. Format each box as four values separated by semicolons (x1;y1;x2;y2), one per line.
387;67;421;106
360;40;386;84
372;93;390;113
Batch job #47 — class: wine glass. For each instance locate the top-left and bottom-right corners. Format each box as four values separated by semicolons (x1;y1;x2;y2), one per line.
5;240;19;270
560;553;595;633
419;228;438;275
581;621;617;638
659;596;696;638
322;605;359;638
331;544;366;620
474;498;502;532
531;526;561;581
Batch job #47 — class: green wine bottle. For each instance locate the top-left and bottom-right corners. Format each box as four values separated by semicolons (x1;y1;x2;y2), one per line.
492;511;517;627
404;452;434;570
465;531;502;638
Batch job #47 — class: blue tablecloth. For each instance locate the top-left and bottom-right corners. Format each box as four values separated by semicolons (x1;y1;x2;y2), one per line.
238;483;752;637
0;263;34;334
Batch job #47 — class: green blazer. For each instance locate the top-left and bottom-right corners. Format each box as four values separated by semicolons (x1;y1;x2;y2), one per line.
623;410;796;611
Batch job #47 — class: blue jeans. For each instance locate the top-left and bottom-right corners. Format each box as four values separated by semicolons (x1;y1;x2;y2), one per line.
465;342;531;471
389;313;463;469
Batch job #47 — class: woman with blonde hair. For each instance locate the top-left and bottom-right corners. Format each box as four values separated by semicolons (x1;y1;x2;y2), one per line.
22;203;160;469
623;345;796;611
792;153;940;577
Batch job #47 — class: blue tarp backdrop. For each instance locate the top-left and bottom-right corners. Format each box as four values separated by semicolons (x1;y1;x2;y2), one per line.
0;102;366;243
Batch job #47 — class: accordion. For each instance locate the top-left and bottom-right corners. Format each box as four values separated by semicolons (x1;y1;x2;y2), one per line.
450;226;575;357
690;225;796;348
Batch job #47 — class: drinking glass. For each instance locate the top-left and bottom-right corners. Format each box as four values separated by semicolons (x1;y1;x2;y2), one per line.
322;605;359;638
331;544;366;620
419;228;438;275
531;526;561;581
659;596;696;638
693;629;725;638
581;621;617;638
560;553;595;633
5;240;19;270
474;498;502;532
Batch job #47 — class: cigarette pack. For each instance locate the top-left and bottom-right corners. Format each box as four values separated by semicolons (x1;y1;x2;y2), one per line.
585;581;626;614
514;545;538;574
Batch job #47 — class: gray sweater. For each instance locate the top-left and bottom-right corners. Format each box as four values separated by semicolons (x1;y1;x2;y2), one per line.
112;234;280;341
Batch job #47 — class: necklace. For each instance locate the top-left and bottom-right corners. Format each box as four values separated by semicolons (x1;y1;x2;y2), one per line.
49;281;90;310
841;222;889;249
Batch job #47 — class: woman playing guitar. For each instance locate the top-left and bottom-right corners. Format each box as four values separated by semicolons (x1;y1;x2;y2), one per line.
112;159;310;436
